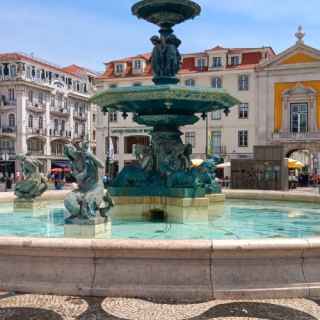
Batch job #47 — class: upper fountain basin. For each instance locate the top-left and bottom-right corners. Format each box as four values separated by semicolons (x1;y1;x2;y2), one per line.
132;0;201;27
91;84;240;116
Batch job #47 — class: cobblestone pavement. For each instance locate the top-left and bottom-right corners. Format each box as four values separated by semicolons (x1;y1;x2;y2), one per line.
0;293;320;319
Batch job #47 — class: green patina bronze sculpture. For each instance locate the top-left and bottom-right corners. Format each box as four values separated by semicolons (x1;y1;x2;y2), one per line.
91;0;239;198
15;155;48;200
64;141;113;224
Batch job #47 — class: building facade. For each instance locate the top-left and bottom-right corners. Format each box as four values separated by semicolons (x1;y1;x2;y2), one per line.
95;46;275;175
256;27;320;173
0;52;98;176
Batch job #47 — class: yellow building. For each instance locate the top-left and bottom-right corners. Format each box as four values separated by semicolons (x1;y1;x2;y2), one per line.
256;27;320;173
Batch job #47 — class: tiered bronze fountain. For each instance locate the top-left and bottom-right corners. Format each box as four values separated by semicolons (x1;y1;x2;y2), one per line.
92;0;239;221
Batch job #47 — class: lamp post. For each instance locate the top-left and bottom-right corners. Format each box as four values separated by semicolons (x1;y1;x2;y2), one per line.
106;111;111;178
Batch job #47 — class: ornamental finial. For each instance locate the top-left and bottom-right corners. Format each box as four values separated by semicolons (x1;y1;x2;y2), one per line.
295;25;305;44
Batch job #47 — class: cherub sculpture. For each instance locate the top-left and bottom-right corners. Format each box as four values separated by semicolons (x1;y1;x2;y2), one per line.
15;154;48;200
64;141;113;223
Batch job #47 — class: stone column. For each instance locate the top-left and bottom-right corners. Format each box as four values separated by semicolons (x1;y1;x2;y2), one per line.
16;86;28;155
118;134;125;171
45;96;51;173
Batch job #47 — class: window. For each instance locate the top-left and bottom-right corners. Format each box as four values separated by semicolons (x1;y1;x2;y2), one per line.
290;103;308;133
8;88;15;102
93;114;96;123
196;57;207;69
54;119;59;131
133;60;142;70
239;74;249;91
238;130;248;147
75;122;79;134
93;130;96;140
212;57;222;68
50;96;55;107
39;116;43;129
106;136;119;155
26;66;32;79
211;131;222;154
109;111;117;122
211;77;222;89
230;55;240;66
61;119;65;132
28;90;34;103
28;115;33;128
10;64;17;77
38;92;44;104
115;64;124;74
109;84;118;89
239;103;249;119
133;82;142;87
211;110;222;120
185;79;195;87
185;132;196;148
8;114;15;127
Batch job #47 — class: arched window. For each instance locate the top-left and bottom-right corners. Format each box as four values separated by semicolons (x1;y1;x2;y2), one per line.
39;116;43;129
185;79;195;87
8;114;15;127
75;122;79;134
54;119;59;131
61;119;65;132
28;115;33;128
211;77;222;89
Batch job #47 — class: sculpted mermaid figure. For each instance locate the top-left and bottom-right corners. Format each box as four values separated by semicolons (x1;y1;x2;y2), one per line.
64;141;113;224
15;154;47;200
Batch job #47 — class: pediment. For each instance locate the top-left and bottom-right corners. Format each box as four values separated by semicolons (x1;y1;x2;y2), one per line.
258;42;320;70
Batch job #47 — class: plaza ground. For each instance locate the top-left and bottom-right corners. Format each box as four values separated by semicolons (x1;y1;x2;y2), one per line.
0;293;320;319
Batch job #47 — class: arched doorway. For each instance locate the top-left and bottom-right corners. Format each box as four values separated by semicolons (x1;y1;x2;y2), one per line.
287;148;319;187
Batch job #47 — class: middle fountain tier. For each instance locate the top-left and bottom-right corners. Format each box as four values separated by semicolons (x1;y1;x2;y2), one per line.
92;0;239;222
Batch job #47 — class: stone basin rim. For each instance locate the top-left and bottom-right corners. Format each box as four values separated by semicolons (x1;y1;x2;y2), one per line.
0;236;318;251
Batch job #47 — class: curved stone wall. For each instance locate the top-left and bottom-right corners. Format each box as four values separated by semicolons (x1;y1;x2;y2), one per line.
0;237;319;301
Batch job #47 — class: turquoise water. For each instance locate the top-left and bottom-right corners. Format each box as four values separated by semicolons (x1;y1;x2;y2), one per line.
0;199;320;240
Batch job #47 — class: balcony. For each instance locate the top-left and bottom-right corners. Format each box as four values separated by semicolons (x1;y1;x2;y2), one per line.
50;107;70;118
73;112;87;121
0;151;16;161
0;97;16;110
272;132;320;142
0;127;16;137
49;129;72;139
27;150;45;156
26;127;47;136
26;101;46;113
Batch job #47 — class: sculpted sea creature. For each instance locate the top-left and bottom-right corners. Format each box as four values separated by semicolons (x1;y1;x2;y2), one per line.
15;154;48;200
64;142;113;223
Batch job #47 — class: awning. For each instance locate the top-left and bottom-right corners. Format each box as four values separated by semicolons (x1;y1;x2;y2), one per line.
216;162;231;169
287;158;305;169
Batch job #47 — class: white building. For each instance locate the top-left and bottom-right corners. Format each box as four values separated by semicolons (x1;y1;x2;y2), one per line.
95;46;275;176
0;52;98;176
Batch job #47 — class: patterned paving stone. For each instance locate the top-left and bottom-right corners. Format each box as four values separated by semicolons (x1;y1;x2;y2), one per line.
0;294;319;319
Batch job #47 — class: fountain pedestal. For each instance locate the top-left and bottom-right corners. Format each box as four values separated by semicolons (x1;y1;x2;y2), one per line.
64;217;111;239
111;194;225;223
14;198;47;211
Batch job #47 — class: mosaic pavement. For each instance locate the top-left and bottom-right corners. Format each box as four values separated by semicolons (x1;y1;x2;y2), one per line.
0;293;320;319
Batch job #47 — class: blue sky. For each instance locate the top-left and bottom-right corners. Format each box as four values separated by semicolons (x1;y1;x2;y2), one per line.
1;0;319;71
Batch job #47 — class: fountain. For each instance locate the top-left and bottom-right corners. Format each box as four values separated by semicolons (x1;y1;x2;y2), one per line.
92;0;239;221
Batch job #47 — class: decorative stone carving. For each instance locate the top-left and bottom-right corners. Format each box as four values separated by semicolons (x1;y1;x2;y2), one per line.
15;155;48;200
64;141;113;224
